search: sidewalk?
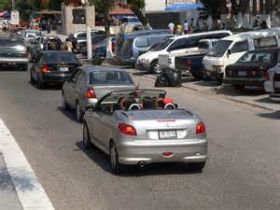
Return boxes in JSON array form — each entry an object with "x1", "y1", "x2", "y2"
[{"x1": 0, "y1": 153, "x2": 23, "y2": 210}]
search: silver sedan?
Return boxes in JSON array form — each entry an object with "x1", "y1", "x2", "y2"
[
  {"x1": 62, "y1": 66, "x2": 135, "y2": 122},
  {"x1": 83, "y1": 89, "x2": 208, "y2": 174}
]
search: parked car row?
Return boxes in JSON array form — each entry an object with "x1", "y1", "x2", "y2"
[{"x1": 114, "y1": 28, "x2": 280, "y2": 101}]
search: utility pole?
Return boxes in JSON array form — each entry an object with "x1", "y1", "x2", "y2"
[
  {"x1": 12, "y1": 0, "x2": 15, "y2": 10},
  {"x1": 81, "y1": 0, "x2": 92, "y2": 60}
]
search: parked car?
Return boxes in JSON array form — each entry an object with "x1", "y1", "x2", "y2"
[
  {"x1": 264, "y1": 62, "x2": 280, "y2": 101},
  {"x1": 0, "y1": 38, "x2": 29, "y2": 70},
  {"x1": 203, "y1": 28, "x2": 280, "y2": 83},
  {"x1": 82, "y1": 89, "x2": 207, "y2": 174},
  {"x1": 224, "y1": 48, "x2": 279, "y2": 89},
  {"x1": 136, "y1": 30, "x2": 232, "y2": 74},
  {"x1": 68, "y1": 30, "x2": 105, "y2": 53},
  {"x1": 117, "y1": 33, "x2": 173, "y2": 66},
  {"x1": 30, "y1": 51, "x2": 81, "y2": 88},
  {"x1": 115, "y1": 29, "x2": 170, "y2": 57},
  {"x1": 160, "y1": 39, "x2": 219, "y2": 79},
  {"x1": 62, "y1": 66, "x2": 135, "y2": 122}
]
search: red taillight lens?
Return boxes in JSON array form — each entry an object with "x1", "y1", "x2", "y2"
[
  {"x1": 41, "y1": 64, "x2": 50, "y2": 73},
  {"x1": 85, "y1": 87, "x2": 96, "y2": 98},
  {"x1": 196, "y1": 122, "x2": 206, "y2": 135},
  {"x1": 118, "y1": 123, "x2": 137, "y2": 136},
  {"x1": 265, "y1": 72, "x2": 270, "y2": 81}
]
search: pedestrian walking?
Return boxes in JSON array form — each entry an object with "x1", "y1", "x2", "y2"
[
  {"x1": 176, "y1": 24, "x2": 183, "y2": 36},
  {"x1": 183, "y1": 20, "x2": 189, "y2": 34},
  {"x1": 168, "y1": 22, "x2": 175, "y2": 34}
]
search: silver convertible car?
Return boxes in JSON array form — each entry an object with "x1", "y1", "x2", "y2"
[{"x1": 83, "y1": 89, "x2": 208, "y2": 174}]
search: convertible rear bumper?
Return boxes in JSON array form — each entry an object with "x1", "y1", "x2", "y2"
[{"x1": 117, "y1": 139, "x2": 207, "y2": 165}]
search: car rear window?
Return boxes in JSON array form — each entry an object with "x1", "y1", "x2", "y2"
[
  {"x1": 89, "y1": 71, "x2": 134, "y2": 85},
  {"x1": 45, "y1": 53, "x2": 80, "y2": 64},
  {"x1": 237, "y1": 51, "x2": 276, "y2": 64}
]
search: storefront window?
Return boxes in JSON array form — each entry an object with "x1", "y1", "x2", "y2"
[{"x1": 72, "y1": 9, "x2": 86, "y2": 24}]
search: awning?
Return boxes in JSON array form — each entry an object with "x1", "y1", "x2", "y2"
[{"x1": 165, "y1": 3, "x2": 204, "y2": 12}]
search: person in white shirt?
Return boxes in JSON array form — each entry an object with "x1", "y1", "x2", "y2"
[
  {"x1": 183, "y1": 20, "x2": 189, "y2": 34},
  {"x1": 168, "y1": 22, "x2": 175, "y2": 34}
]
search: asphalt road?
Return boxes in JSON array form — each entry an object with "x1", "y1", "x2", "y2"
[{"x1": 0, "y1": 67, "x2": 279, "y2": 210}]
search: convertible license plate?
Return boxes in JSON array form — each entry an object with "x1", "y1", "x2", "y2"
[
  {"x1": 60, "y1": 67, "x2": 69, "y2": 72},
  {"x1": 159, "y1": 130, "x2": 177, "y2": 140},
  {"x1": 238, "y1": 71, "x2": 247, "y2": 76}
]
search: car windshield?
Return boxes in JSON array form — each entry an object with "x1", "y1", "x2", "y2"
[
  {"x1": 150, "y1": 38, "x2": 173, "y2": 51},
  {"x1": 237, "y1": 51, "x2": 275, "y2": 64},
  {"x1": 25, "y1": 31, "x2": 41, "y2": 37},
  {"x1": 207, "y1": 40, "x2": 232, "y2": 57},
  {"x1": 45, "y1": 52, "x2": 80, "y2": 64},
  {"x1": 89, "y1": 71, "x2": 134, "y2": 85}
]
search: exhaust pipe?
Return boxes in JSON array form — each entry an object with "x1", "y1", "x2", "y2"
[{"x1": 138, "y1": 161, "x2": 146, "y2": 168}]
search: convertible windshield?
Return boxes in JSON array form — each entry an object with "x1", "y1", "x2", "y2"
[
  {"x1": 150, "y1": 39, "x2": 173, "y2": 51},
  {"x1": 207, "y1": 40, "x2": 232, "y2": 57},
  {"x1": 237, "y1": 51, "x2": 276, "y2": 64}
]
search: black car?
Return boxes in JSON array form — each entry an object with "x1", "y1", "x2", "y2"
[
  {"x1": 30, "y1": 51, "x2": 81, "y2": 88},
  {"x1": 224, "y1": 48, "x2": 279, "y2": 89}
]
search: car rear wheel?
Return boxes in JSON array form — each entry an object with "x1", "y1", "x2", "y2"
[
  {"x1": 151, "y1": 60, "x2": 161, "y2": 74},
  {"x1": 189, "y1": 162, "x2": 206, "y2": 172},
  {"x1": 76, "y1": 102, "x2": 84, "y2": 122},
  {"x1": 233, "y1": 85, "x2": 245, "y2": 90},
  {"x1": 37, "y1": 75, "x2": 45, "y2": 89},
  {"x1": 62, "y1": 93, "x2": 69, "y2": 110},
  {"x1": 83, "y1": 123, "x2": 92, "y2": 149},
  {"x1": 30, "y1": 70, "x2": 35, "y2": 84},
  {"x1": 110, "y1": 142, "x2": 123, "y2": 174}
]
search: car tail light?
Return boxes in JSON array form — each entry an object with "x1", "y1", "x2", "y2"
[
  {"x1": 196, "y1": 122, "x2": 206, "y2": 135},
  {"x1": 41, "y1": 64, "x2": 50, "y2": 73},
  {"x1": 118, "y1": 123, "x2": 137, "y2": 136},
  {"x1": 265, "y1": 72, "x2": 270, "y2": 81},
  {"x1": 85, "y1": 87, "x2": 96, "y2": 98}
]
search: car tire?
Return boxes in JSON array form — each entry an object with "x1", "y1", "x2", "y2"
[
  {"x1": 189, "y1": 162, "x2": 206, "y2": 172},
  {"x1": 216, "y1": 78, "x2": 223, "y2": 85},
  {"x1": 37, "y1": 75, "x2": 45, "y2": 89},
  {"x1": 151, "y1": 60, "x2": 161, "y2": 74},
  {"x1": 21, "y1": 64, "x2": 28, "y2": 71},
  {"x1": 110, "y1": 142, "x2": 124, "y2": 174},
  {"x1": 30, "y1": 70, "x2": 35, "y2": 84},
  {"x1": 76, "y1": 102, "x2": 84, "y2": 122},
  {"x1": 62, "y1": 93, "x2": 69, "y2": 110},
  {"x1": 82, "y1": 123, "x2": 92, "y2": 149}
]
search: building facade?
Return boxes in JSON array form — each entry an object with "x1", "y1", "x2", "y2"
[{"x1": 145, "y1": 0, "x2": 197, "y2": 12}]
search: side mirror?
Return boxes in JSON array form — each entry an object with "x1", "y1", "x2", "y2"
[{"x1": 227, "y1": 49, "x2": 231, "y2": 57}]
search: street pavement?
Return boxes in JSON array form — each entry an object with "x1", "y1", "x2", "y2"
[{"x1": 0, "y1": 66, "x2": 279, "y2": 210}]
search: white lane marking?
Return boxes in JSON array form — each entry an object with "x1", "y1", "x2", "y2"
[{"x1": 0, "y1": 119, "x2": 55, "y2": 210}]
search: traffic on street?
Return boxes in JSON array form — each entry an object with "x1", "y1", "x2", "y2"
[{"x1": 0, "y1": 1, "x2": 280, "y2": 210}]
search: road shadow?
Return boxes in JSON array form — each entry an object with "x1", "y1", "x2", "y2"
[
  {"x1": 28, "y1": 81, "x2": 62, "y2": 91},
  {"x1": 257, "y1": 111, "x2": 280, "y2": 120},
  {"x1": 255, "y1": 97, "x2": 279, "y2": 104},
  {"x1": 0, "y1": 167, "x2": 35, "y2": 192},
  {"x1": 75, "y1": 141, "x2": 203, "y2": 176},
  {"x1": 57, "y1": 106, "x2": 80, "y2": 123}
]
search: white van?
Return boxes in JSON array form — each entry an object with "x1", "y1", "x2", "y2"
[
  {"x1": 136, "y1": 30, "x2": 232, "y2": 74},
  {"x1": 203, "y1": 28, "x2": 280, "y2": 83}
]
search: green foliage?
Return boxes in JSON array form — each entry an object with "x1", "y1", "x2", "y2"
[
  {"x1": 48, "y1": 0, "x2": 63, "y2": 11},
  {"x1": 0, "y1": 0, "x2": 11, "y2": 10}
]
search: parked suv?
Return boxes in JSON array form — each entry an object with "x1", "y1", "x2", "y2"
[{"x1": 0, "y1": 38, "x2": 29, "y2": 70}]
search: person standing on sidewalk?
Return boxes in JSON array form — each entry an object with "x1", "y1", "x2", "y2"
[
  {"x1": 168, "y1": 22, "x2": 175, "y2": 34},
  {"x1": 183, "y1": 20, "x2": 189, "y2": 34},
  {"x1": 63, "y1": 38, "x2": 73, "y2": 52}
]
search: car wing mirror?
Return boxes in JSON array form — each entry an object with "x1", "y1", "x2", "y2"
[{"x1": 227, "y1": 49, "x2": 231, "y2": 57}]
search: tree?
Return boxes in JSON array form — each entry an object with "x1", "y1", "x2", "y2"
[
  {"x1": 48, "y1": 0, "x2": 63, "y2": 11},
  {"x1": 0, "y1": 0, "x2": 10, "y2": 10},
  {"x1": 92, "y1": 0, "x2": 115, "y2": 36},
  {"x1": 126, "y1": 0, "x2": 149, "y2": 28}
]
